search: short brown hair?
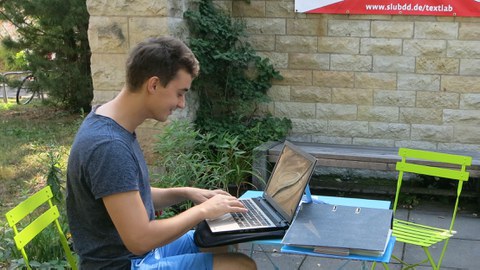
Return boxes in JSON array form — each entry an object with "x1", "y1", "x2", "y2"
[{"x1": 125, "y1": 37, "x2": 199, "y2": 91}]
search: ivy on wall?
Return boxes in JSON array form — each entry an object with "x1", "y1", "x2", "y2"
[{"x1": 184, "y1": 0, "x2": 291, "y2": 151}]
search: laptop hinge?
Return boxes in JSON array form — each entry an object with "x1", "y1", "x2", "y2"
[{"x1": 256, "y1": 198, "x2": 286, "y2": 226}]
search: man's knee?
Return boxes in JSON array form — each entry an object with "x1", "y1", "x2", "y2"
[{"x1": 213, "y1": 252, "x2": 256, "y2": 270}]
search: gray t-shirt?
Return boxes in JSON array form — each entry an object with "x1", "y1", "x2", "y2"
[{"x1": 66, "y1": 110, "x2": 154, "y2": 269}]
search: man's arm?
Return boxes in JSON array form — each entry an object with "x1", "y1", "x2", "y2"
[
  {"x1": 103, "y1": 190, "x2": 246, "y2": 255},
  {"x1": 150, "y1": 187, "x2": 232, "y2": 209}
]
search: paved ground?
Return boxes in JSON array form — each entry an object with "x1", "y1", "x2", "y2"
[
  {"x1": 0, "y1": 84, "x2": 17, "y2": 99},
  {"x1": 235, "y1": 199, "x2": 479, "y2": 270}
]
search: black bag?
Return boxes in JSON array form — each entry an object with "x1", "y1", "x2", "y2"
[{"x1": 194, "y1": 220, "x2": 286, "y2": 248}]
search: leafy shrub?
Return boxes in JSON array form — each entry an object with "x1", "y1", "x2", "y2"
[
  {"x1": 184, "y1": 0, "x2": 292, "y2": 152},
  {"x1": 153, "y1": 120, "x2": 264, "y2": 215}
]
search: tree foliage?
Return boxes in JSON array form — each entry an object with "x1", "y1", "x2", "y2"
[{"x1": 0, "y1": 0, "x2": 93, "y2": 112}]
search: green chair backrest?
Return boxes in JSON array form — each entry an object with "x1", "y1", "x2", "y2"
[
  {"x1": 5, "y1": 186, "x2": 77, "y2": 270},
  {"x1": 393, "y1": 148, "x2": 472, "y2": 232}
]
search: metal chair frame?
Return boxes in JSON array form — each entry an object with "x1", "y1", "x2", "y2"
[{"x1": 5, "y1": 185, "x2": 77, "y2": 269}]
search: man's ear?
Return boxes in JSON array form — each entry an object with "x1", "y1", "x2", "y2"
[{"x1": 146, "y1": 76, "x2": 159, "y2": 94}]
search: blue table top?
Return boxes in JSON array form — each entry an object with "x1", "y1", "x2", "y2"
[
  {"x1": 241, "y1": 190, "x2": 391, "y2": 209},
  {"x1": 240, "y1": 189, "x2": 395, "y2": 263}
]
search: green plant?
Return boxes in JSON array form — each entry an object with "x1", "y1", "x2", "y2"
[
  {"x1": 184, "y1": 0, "x2": 291, "y2": 152},
  {"x1": 0, "y1": 45, "x2": 29, "y2": 71},
  {"x1": 153, "y1": 120, "x2": 265, "y2": 214},
  {"x1": 43, "y1": 144, "x2": 66, "y2": 204}
]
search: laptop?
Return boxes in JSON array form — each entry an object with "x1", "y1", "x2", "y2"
[{"x1": 206, "y1": 141, "x2": 317, "y2": 234}]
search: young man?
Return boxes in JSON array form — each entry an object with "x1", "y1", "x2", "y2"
[{"x1": 66, "y1": 37, "x2": 256, "y2": 270}]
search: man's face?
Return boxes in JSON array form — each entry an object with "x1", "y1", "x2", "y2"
[{"x1": 149, "y1": 69, "x2": 192, "y2": 122}]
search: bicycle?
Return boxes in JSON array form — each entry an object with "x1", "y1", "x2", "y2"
[{"x1": 16, "y1": 73, "x2": 43, "y2": 105}]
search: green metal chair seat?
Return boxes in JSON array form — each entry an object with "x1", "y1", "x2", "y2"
[{"x1": 392, "y1": 218, "x2": 455, "y2": 247}]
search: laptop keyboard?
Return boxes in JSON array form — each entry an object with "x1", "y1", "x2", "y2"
[{"x1": 231, "y1": 199, "x2": 273, "y2": 228}]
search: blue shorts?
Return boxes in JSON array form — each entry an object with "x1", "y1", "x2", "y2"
[{"x1": 131, "y1": 231, "x2": 213, "y2": 270}]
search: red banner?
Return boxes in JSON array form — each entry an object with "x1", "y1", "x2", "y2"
[{"x1": 295, "y1": 0, "x2": 480, "y2": 17}]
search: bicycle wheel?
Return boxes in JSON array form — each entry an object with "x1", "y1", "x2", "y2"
[{"x1": 16, "y1": 75, "x2": 36, "y2": 105}]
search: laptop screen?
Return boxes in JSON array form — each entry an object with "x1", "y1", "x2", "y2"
[{"x1": 263, "y1": 141, "x2": 317, "y2": 223}]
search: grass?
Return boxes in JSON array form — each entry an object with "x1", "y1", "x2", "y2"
[
  {"x1": 1, "y1": 99, "x2": 82, "y2": 268},
  {"x1": 0, "y1": 99, "x2": 82, "y2": 219}
]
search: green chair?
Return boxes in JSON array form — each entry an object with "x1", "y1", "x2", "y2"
[
  {"x1": 5, "y1": 185, "x2": 78, "y2": 270},
  {"x1": 373, "y1": 148, "x2": 472, "y2": 270}
]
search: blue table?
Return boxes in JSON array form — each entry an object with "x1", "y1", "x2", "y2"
[{"x1": 240, "y1": 190, "x2": 395, "y2": 269}]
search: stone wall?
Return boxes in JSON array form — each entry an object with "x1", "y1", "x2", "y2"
[
  {"x1": 86, "y1": 0, "x2": 480, "y2": 157},
  {"x1": 224, "y1": 1, "x2": 480, "y2": 152}
]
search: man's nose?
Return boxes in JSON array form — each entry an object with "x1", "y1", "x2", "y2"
[{"x1": 177, "y1": 95, "x2": 186, "y2": 109}]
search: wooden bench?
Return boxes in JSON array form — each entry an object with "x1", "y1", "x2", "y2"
[{"x1": 252, "y1": 141, "x2": 480, "y2": 198}]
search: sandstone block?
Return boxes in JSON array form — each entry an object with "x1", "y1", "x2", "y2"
[
  {"x1": 291, "y1": 86, "x2": 331, "y2": 103},
  {"x1": 332, "y1": 88, "x2": 373, "y2": 105},
  {"x1": 329, "y1": 120, "x2": 369, "y2": 137},
  {"x1": 276, "y1": 36, "x2": 317, "y2": 52},
  {"x1": 287, "y1": 19, "x2": 326, "y2": 36},
  {"x1": 460, "y1": 93, "x2": 480, "y2": 109},
  {"x1": 267, "y1": 85, "x2": 291, "y2": 102},
  {"x1": 92, "y1": 90, "x2": 119, "y2": 105},
  {"x1": 403, "y1": 40, "x2": 446, "y2": 57},
  {"x1": 288, "y1": 53, "x2": 329, "y2": 70},
  {"x1": 368, "y1": 123, "x2": 410, "y2": 140},
  {"x1": 361, "y1": 38, "x2": 402, "y2": 55},
  {"x1": 274, "y1": 69, "x2": 312, "y2": 86},
  {"x1": 245, "y1": 18, "x2": 286, "y2": 35},
  {"x1": 399, "y1": 108, "x2": 443, "y2": 124},
  {"x1": 411, "y1": 124, "x2": 453, "y2": 142},
  {"x1": 88, "y1": 16, "x2": 128, "y2": 53},
  {"x1": 373, "y1": 56, "x2": 415, "y2": 73},
  {"x1": 246, "y1": 35, "x2": 276, "y2": 51},
  {"x1": 266, "y1": 1, "x2": 295, "y2": 18},
  {"x1": 232, "y1": 0, "x2": 265, "y2": 17},
  {"x1": 90, "y1": 54, "x2": 127, "y2": 90},
  {"x1": 371, "y1": 21, "x2": 413, "y2": 38},
  {"x1": 313, "y1": 71, "x2": 354, "y2": 88},
  {"x1": 358, "y1": 106, "x2": 399, "y2": 122},
  {"x1": 447, "y1": 40, "x2": 480, "y2": 58},
  {"x1": 443, "y1": 109, "x2": 480, "y2": 125},
  {"x1": 331, "y1": 54, "x2": 372, "y2": 71},
  {"x1": 459, "y1": 59, "x2": 480, "y2": 75},
  {"x1": 128, "y1": 17, "x2": 169, "y2": 46},
  {"x1": 397, "y1": 74, "x2": 440, "y2": 91},
  {"x1": 87, "y1": 0, "x2": 168, "y2": 16},
  {"x1": 355, "y1": 72, "x2": 396, "y2": 89},
  {"x1": 316, "y1": 104, "x2": 357, "y2": 120},
  {"x1": 328, "y1": 20, "x2": 370, "y2": 37},
  {"x1": 414, "y1": 22, "x2": 458, "y2": 39},
  {"x1": 291, "y1": 118, "x2": 328, "y2": 134},
  {"x1": 374, "y1": 90, "x2": 415, "y2": 107},
  {"x1": 274, "y1": 102, "x2": 316, "y2": 118},
  {"x1": 458, "y1": 22, "x2": 480, "y2": 40},
  {"x1": 441, "y1": 76, "x2": 480, "y2": 93},
  {"x1": 317, "y1": 37, "x2": 359, "y2": 54},
  {"x1": 454, "y1": 126, "x2": 480, "y2": 144},
  {"x1": 416, "y1": 91, "x2": 459, "y2": 108},
  {"x1": 416, "y1": 57, "x2": 459, "y2": 75}
]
